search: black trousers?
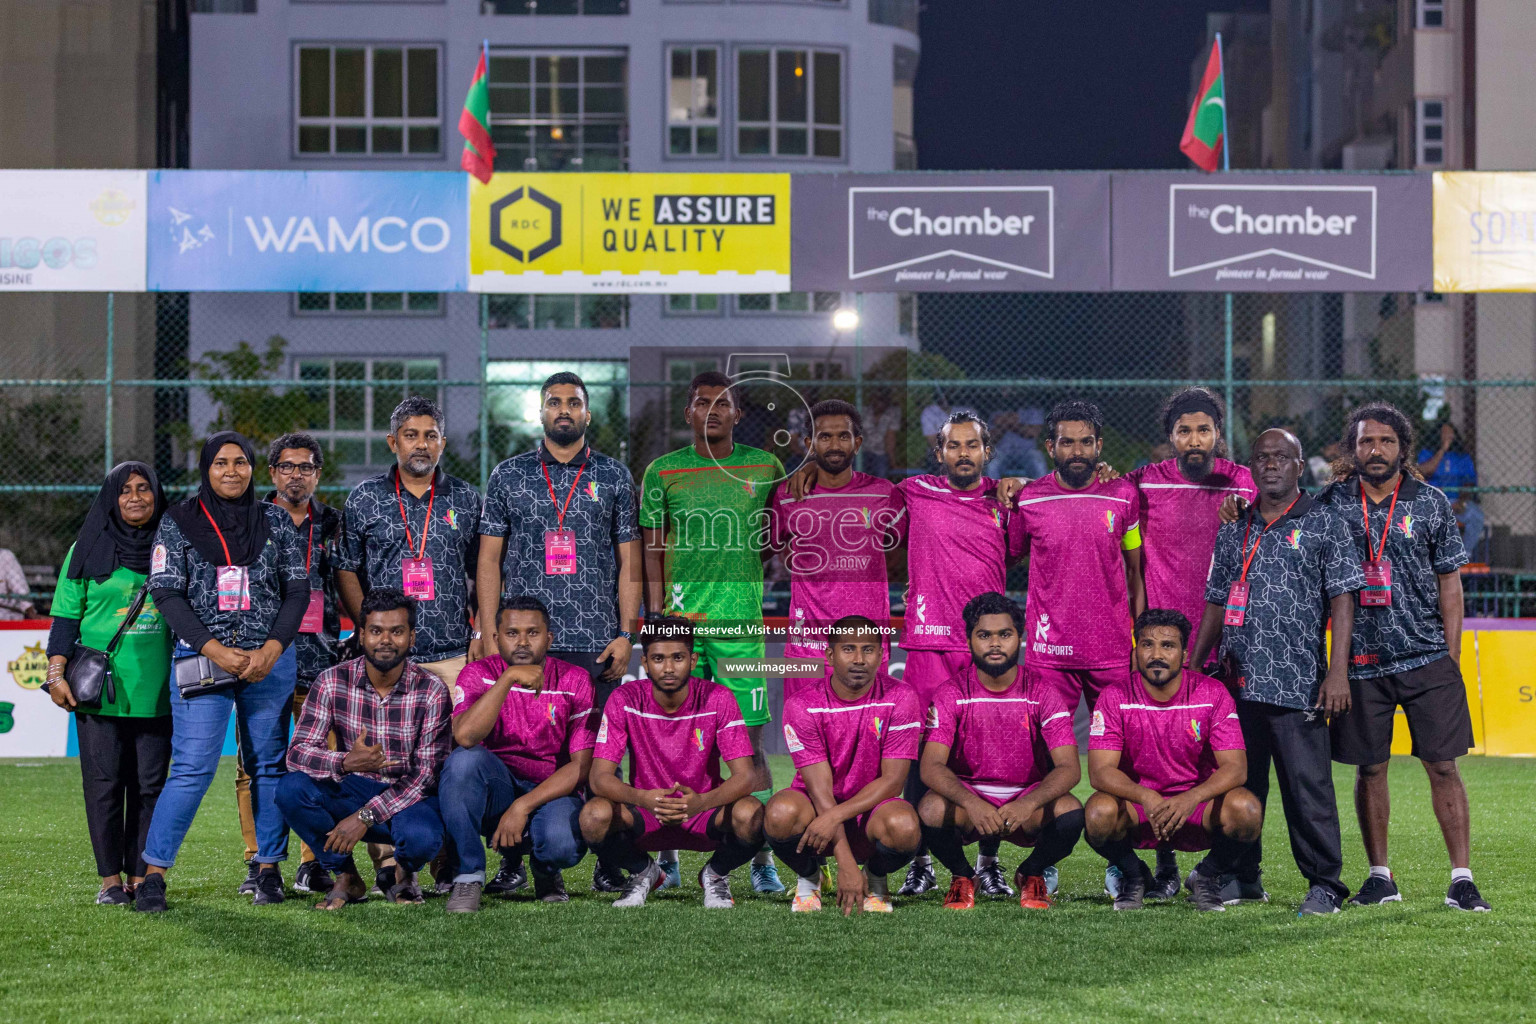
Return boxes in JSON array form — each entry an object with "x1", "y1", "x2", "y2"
[
  {"x1": 1235, "y1": 699, "x2": 1347, "y2": 899},
  {"x1": 76, "y1": 712, "x2": 173, "y2": 878}
]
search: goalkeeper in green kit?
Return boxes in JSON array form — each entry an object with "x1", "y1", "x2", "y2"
[{"x1": 640, "y1": 370, "x2": 785, "y2": 893}]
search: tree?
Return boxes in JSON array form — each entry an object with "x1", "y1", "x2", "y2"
[{"x1": 181, "y1": 336, "x2": 324, "y2": 455}]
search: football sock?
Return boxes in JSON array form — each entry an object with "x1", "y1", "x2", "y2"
[
  {"x1": 1370, "y1": 865, "x2": 1393, "y2": 881},
  {"x1": 1087, "y1": 828, "x2": 1140, "y2": 877},
  {"x1": 976, "y1": 854, "x2": 998, "y2": 870},
  {"x1": 921, "y1": 824, "x2": 973, "y2": 879},
  {"x1": 1202, "y1": 831, "x2": 1252, "y2": 878},
  {"x1": 659, "y1": 850, "x2": 679, "y2": 865},
  {"x1": 977, "y1": 834, "x2": 1002, "y2": 859},
  {"x1": 868, "y1": 872, "x2": 889, "y2": 898},
  {"x1": 795, "y1": 874, "x2": 818, "y2": 898},
  {"x1": 593, "y1": 834, "x2": 651, "y2": 875},
  {"x1": 1020, "y1": 808, "x2": 1083, "y2": 878},
  {"x1": 867, "y1": 840, "x2": 915, "y2": 879},
  {"x1": 766, "y1": 835, "x2": 821, "y2": 880},
  {"x1": 1452, "y1": 867, "x2": 1473, "y2": 883},
  {"x1": 1156, "y1": 847, "x2": 1179, "y2": 872},
  {"x1": 752, "y1": 850, "x2": 773, "y2": 868},
  {"x1": 706, "y1": 834, "x2": 760, "y2": 877}
]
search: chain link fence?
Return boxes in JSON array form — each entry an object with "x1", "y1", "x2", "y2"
[{"x1": 3, "y1": 287, "x2": 1534, "y2": 614}]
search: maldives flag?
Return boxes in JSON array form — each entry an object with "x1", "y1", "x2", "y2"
[
  {"x1": 459, "y1": 42, "x2": 496, "y2": 184},
  {"x1": 1180, "y1": 37, "x2": 1225, "y2": 172}
]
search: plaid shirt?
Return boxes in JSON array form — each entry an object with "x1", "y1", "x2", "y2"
[{"x1": 287, "y1": 656, "x2": 452, "y2": 822}]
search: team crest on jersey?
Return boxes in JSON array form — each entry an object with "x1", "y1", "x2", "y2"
[
  {"x1": 783, "y1": 724, "x2": 804, "y2": 752},
  {"x1": 1188, "y1": 718, "x2": 1202, "y2": 741},
  {"x1": 861, "y1": 507, "x2": 872, "y2": 527},
  {"x1": 870, "y1": 716, "x2": 884, "y2": 739},
  {"x1": 585, "y1": 480, "x2": 600, "y2": 501},
  {"x1": 547, "y1": 702, "x2": 559, "y2": 728},
  {"x1": 151, "y1": 544, "x2": 167, "y2": 574},
  {"x1": 693, "y1": 727, "x2": 706, "y2": 752},
  {"x1": 452, "y1": 685, "x2": 465, "y2": 707},
  {"x1": 1104, "y1": 510, "x2": 1116, "y2": 533},
  {"x1": 596, "y1": 715, "x2": 609, "y2": 744},
  {"x1": 443, "y1": 509, "x2": 459, "y2": 530},
  {"x1": 990, "y1": 508, "x2": 1003, "y2": 530},
  {"x1": 1089, "y1": 709, "x2": 1106, "y2": 737},
  {"x1": 1399, "y1": 513, "x2": 1414, "y2": 538},
  {"x1": 925, "y1": 704, "x2": 939, "y2": 729},
  {"x1": 743, "y1": 480, "x2": 757, "y2": 497},
  {"x1": 1286, "y1": 528, "x2": 1301, "y2": 549}
]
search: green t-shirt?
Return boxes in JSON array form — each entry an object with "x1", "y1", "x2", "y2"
[
  {"x1": 639, "y1": 444, "x2": 783, "y2": 627},
  {"x1": 53, "y1": 544, "x2": 173, "y2": 718}
]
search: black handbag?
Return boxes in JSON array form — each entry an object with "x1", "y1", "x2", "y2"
[
  {"x1": 65, "y1": 584, "x2": 150, "y2": 708},
  {"x1": 172, "y1": 650, "x2": 240, "y2": 699}
]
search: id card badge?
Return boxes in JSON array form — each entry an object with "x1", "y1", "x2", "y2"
[
  {"x1": 299, "y1": 590, "x2": 325, "y2": 633},
  {"x1": 1361, "y1": 559, "x2": 1393, "y2": 607},
  {"x1": 544, "y1": 529, "x2": 577, "y2": 575},
  {"x1": 1224, "y1": 582, "x2": 1249, "y2": 627},
  {"x1": 401, "y1": 556, "x2": 436, "y2": 600},
  {"x1": 216, "y1": 565, "x2": 251, "y2": 612}
]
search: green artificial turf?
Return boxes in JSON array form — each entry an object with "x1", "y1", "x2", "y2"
[{"x1": 2, "y1": 754, "x2": 1533, "y2": 1023}]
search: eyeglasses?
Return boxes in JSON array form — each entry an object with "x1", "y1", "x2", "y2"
[{"x1": 274, "y1": 462, "x2": 319, "y2": 476}]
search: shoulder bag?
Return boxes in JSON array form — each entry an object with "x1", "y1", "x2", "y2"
[{"x1": 65, "y1": 584, "x2": 149, "y2": 708}]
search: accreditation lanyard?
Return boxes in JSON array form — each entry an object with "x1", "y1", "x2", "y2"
[
  {"x1": 1224, "y1": 494, "x2": 1301, "y2": 627},
  {"x1": 1359, "y1": 477, "x2": 1401, "y2": 608},
  {"x1": 299, "y1": 509, "x2": 324, "y2": 633},
  {"x1": 200, "y1": 500, "x2": 251, "y2": 612},
  {"x1": 542, "y1": 452, "x2": 588, "y2": 576},
  {"x1": 395, "y1": 471, "x2": 438, "y2": 600}
]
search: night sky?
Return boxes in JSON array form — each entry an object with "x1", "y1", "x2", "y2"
[{"x1": 915, "y1": 1, "x2": 1266, "y2": 170}]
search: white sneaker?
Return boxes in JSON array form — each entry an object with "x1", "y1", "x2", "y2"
[
  {"x1": 613, "y1": 859, "x2": 662, "y2": 908},
  {"x1": 699, "y1": 866, "x2": 735, "y2": 909}
]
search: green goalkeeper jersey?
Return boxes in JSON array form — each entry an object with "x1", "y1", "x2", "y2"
[{"x1": 639, "y1": 443, "x2": 783, "y2": 628}]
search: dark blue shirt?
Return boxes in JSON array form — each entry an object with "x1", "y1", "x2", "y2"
[
  {"x1": 480, "y1": 443, "x2": 639, "y2": 653},
  {"x1": 1417, "y1": 448, "x2": 1477, "y2": 501},
  {"x1": 337, "y1": 467, "x2": 481, "y2": 662},
  {"x1": 267, "y1": 495, "x2": 346, "y2": 687}
]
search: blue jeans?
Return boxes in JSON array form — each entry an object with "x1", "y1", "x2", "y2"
[
  {"x1": 275, "y1": 772, "x2": 443, "y2": 875},
  {"x1": 438, "y1": 745, "x2": 586, "y2": 883},
  {"x1": 1459, "y1": 500, "x2": 1486, "y2": 560},
  {"x1": 142, "y1": 643, "x2": 297, "y2": 869}
]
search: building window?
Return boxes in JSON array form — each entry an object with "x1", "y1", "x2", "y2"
[
  {"x1": 294, "y1": 292, "x2": 442, "y2": 315},
  {"x1": 869, "y1": 0, "x2": 917, "y2": 31},
  {"x1": 487, "y1": 359, "x2": 628, "y2": 453},
  {"x1": 484, "y1": 294, "x2": 629, "y2": 329},
  {"x1": 1417, "y1": 98, "x2": 1445, "y2": 167},
  {"x1": 1417, "y1": 0, "x2": 1445, "y2": 29},
  {"x1": 667, "y1": 46, "x2": 720, "y2": 156},
  {"x1": 893, "y1": 45, "x2": 918, "y2": 170},
  {"x1": 736, "y1": 292, "x2": 841, "y2": 315},
  {"x1": 297, "y1": 358, "x2": 443, "y2": 467},
  {"x1": 664, "y1": 294, "x2": 723, "y2": 316},
  {"x1": 295, "y1": 45, "x2": 441, "y2": 157},
  {"x1": 488, "y1": 51, "x2": 627, "y2": 171},
  {"x1": 736, "y1": 47, "x2": 843, "y2": 159},
  {"x1": 483, "y1": 0, "x2": 627, "y2": 12}
]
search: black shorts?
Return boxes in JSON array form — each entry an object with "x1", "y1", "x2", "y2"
[{"x1": 1330, "y1": 655, "x2": 1474, "y2": 765}]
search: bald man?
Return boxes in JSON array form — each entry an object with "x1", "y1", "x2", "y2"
[{"x1": 1190, "y1": 428, "x2": 1365, "y2": 916}]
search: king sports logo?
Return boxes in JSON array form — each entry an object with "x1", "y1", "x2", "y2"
[{"x1": 1035, "y1": 613, "x2": 1051, "y2": 643}]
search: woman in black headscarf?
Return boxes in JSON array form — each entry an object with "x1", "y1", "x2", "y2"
[
  {"x1": 44, "y1": 461, "x2": 172, "y2": 905},
  {"x1": 134, "y1": 432, "x2": 309, "y2": 913}
]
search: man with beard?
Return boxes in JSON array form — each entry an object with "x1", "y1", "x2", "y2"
[
  {"x1": 1191, "y1": 428, "x2": 1363, "y2": 916},
  {"x1": 439, "y1": 596, "x2": 597, "y2": 912},
  {"x1": 276, "y1": 588, "x2": 451, "y2": 909},
  {"x1": 765, "y1": 615, "x2": 923, "y2": 915},
  {"x1": 1086, "y1": 609, "x2": 1261, "y2": 912},
  {"x1": 768, "y1": 401, "x2": 906, "y2": 701},
  {"x1": 1014, "y1": 400, "x2": 1146, "y2": 711},
  {"x1": 1116, "y1": 388, "x2": 1254, "y2": 899},
  {"x1": 1318, "y1": 403, "x2": 1487, "y2": 911},
  {"x1": 918, "y1": 592, "x2": 1083, "y2": 911},
  {"x1": 476, "y1": 372, "x2": 640, "y2": 894},
  {"x1": 640, "y1": 371, "x2": 784, "y2": 892},
  {"x1": 337, "y1": 397, "x2": 482, "y2": 693},
  {"x1": 785, "y1": 410, "x2": 1028, "y2": 897}
]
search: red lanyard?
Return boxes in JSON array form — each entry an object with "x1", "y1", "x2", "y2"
[
  {"x1": 198, "y1": 501, "x2": 236, "y2": 565},
  {"x1": 394, "y1": 471, "x2": 435, "y2": 561},
  {"x1": 304, "y1": 509, "x2": 315, "y2": 574},
  {"x1": 1238, "y1": 493, "x2": 1301, "y2": 583},
  {"x1": 1360, "y1": 477, "x2": 1402, "y2": 562},
  {"x1": 542, "y1": 451, "x2": 588, "y2": 531}
]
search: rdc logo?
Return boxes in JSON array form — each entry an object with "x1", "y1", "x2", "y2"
[{"x1": 490, "y1": 186, "x2": 562, "y2": 262}]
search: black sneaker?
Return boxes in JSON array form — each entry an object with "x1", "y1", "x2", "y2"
[
  {"x1": 591, "y1": 859, "x2": 628, "y2": 893},
  {"x1": 1446, "y1": 878, "x2": 1491, "y2": 912},
  {"x1": 1205, "y1": 871, "x2": 1269, "y2": 905},
  {"x1": 96, "y1": 884, "x2": 132, "y2": 906},
  {"x1": 484, "y1": 856, "x2": 528, "y2": 897},
  {"x1": 293, "y1": 861, "x2": 333, "y2": 895},
  {"x1": 1348, "y1": 873, "x2": 1402, "y2": 906},
  {"x1": 1298, "y1": 884, "x2": 1342, "y2": 915},
  {"x1": 974, "y1": 861, "x2": 1016, "y2": 898},
  {"x1": 133, "y1": 873, "x2": 167, "y2": 913},
  {"x1": 252, "y1": 868, "x2": 286, "y2": 906},
  {"x1": 1113, "y1": 862, "x2": 1147, "y2": 911},
  {"x1": 236, "y1": 860, "x2": 260, "y2": 896},
  {"x1": 1147, "y1": 861, "x2": 1182, "y2": 901},
  {"x1": 369, "y1": 865, "x2": 397, "y2": 898},
  {"x1": 533, "y1": 866, "x2": 569, "y2": 903},
  {"x1": 897, "y1": 859, "x2": 936, "y2": 896},
  {"x1": 1185, "y1": 868, "x2": 1227, "y2": 912}
]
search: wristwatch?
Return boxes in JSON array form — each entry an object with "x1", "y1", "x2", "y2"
[
  {"x1": 470, "y1": 630, "x2": 483, "y2": 640},
  {"x1": 618, "y1": 630, "x2": 637, "y2": 643},
  {"x1": 357, "y1": 806, "x2": 378, "y2": 827}
]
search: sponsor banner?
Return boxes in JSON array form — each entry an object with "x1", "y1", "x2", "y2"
[
  {"x1": 1112, "y1": 172, "x2": 1432, "y2": 291},
  {"x1": 0, "y1": 171, "x2": 147, "y2": 291},
  {"x1": 469, "y1": 173, "x2": 790, "y2": 293},
  {"x1": 147, "y1": 171, "x2": 466, "y2": 291},
  {"x1": 1433, "y1": 171, "x2": 1536, "y2": 292},
  {"x1": 0, "y1": 625, "x2": 69, "y2": 756},
  {"x1": 790, "y1": 172, "x2": 1112, "y2": 291}
]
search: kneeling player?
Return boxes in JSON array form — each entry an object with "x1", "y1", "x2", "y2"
[
  {"x1": 579, "y1": 617, "x2": 764, "y2": 909},
  {"x1": 1085, "y1": 609, "x2": 1263, "y2": 911},
  {"x1": 765, "y1": 615, "x2": 923, "y2": 915},
  {"x1": 918, "y1": 592, "x2": 1084, "y2": 910}
]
